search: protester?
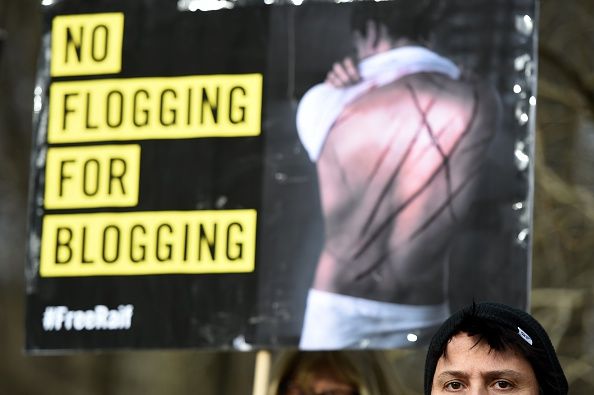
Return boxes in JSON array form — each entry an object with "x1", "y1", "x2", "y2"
[
  {"x1": 425, "y1": 302, "x2": 568, "y2": 394},
  {"x1": 268, "y1": 350, "x2": 400, "y2": 395}
]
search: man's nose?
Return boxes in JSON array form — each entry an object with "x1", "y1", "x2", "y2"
[{"x1": 468, "y1": 387, "x2": 490, "y2": 395}]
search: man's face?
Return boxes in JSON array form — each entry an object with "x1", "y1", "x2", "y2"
[{"x1": 431, "y1": 333, "x2": 539, "y2": 394}]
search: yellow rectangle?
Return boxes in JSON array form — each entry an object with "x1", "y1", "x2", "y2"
[
  {"x1": 40, "y1": 210, "x2": 257, "y2": 277},
  {"x1": 48, "y1": 74, "x2": 263, "y2": 143},
  {"x1": 51, "y1": 13, "x2": 124, "y2": 77},
  {"x1": 44, "y1": 145, "x2": 140, "y2": 209}
]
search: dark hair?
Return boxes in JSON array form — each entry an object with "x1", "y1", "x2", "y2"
[
  {"x1": 424, "y1": 302, "x2": 568, "y2": 395},
  {"x1": 351, "y1": 0, "x2": 440, "y2": 43}
]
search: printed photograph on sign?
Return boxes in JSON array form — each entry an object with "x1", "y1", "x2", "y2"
[
  {"x1": 295, "y1": 9, "x2": 499, "y2": 349},
  {"x1": 256, "y1": 0, "x2": 534, "y2": 349},
  {"x1": 26, "y1": 0, "x2": 536, "y2": 351}
]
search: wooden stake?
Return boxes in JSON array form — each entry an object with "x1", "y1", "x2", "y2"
[{"x1": 252, "y1": 350, "x2": 272, "y2": 395}]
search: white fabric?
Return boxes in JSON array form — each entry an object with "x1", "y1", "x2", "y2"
[
  {"x1": 299, "y1": 288, "x2": 450, "y2": 350},
  {"x1": 296, "y1": 46, "x2": 461, "y2": 161}
]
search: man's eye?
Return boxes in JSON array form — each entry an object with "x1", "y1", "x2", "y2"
[
  {"x1": 493, "y1": 380, "x2": 514, "y2": 390},
  {"x1": 444, "y1": 381, "x2": 464, "y2": 391}
]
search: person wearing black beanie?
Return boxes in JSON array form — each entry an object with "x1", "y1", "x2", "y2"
[{"x1": 424, "y1": 302, "x2": 568, "y2": 394}]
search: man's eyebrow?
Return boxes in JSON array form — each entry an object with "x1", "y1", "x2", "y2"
[
  {"x1": 435, "y1": 371, "x2": 470, "y2": 381},
  {"x1": 435, "y1": 369, "x2": 525, "y2": 382},
  {"x1": 482, "y1": 370, "x2": 524, "y2": 381}
]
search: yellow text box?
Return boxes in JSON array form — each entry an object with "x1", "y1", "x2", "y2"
[
  {"x1": 51, "y1": 13, "x2": 124, "y2": 77},
  {"x1": 48, "y1": 74, "x2": 263, "y2": 143},
  {"x1": 45, "y1": 144, "x2": 140, "y2": 209},
  {"x1": 40, "y1": 210, "x2": 257, "y2": 277}
]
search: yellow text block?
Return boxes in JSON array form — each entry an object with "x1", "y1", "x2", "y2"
[
  {"x1": 40, "y1": 210, "x2": 257, "y2": 277},
  {"x1": 51, "y1": 13, "x2": 124, "y2": 77},
  {"x1": 45, "y1": 144, "x2": 140, "y2": 209},
  {"x1": 48, "y1": 74, "x2": 263, "y2": 143}
]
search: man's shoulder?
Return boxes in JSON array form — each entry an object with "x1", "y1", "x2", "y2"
[
  {"x1": 342, "y1": 73, "x2": 468, "y2": 114},
  {"x1": 396, "y1": 73, "x2": 475, "y2": 104},
  {"x1": 403, "y1": 72, "x2": 499, "y2": 107},
  {"x1": 351, "y1": 72, "x2": 498, "y2": 115}
]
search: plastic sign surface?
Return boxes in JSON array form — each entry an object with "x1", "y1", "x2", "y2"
[{"x1": 26, "y1": 0, "x2": 537, "y2": 352}]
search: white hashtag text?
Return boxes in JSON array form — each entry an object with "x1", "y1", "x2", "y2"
[{"x1": 42, "y1": 304, "x2": 134, "y2": 331}]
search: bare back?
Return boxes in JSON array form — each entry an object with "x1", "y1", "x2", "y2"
[{"x1": 313, "y1": 72, "x2": 499, "y2": 305}]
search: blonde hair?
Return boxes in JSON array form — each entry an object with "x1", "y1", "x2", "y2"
[{"x1": 267, "y1": 351, "x2": 400, "y2": 395}]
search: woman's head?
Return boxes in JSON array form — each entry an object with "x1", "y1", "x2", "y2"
[{"x1": 269, "y1": 351, "x2": 398, "y2": 395}]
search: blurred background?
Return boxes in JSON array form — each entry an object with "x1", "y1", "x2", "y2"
[{"x1": 0, "y1": 0, "x2": 592, "y2": 393}]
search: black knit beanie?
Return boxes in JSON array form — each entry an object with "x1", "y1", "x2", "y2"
[{"x1": 424, "y1": 302, "x2": 568, "y2": 395}]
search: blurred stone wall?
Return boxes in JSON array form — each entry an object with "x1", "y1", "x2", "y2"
[
  {"x1": 0, "y1": 0, "x2": 592, "y2": 393},
  {"x1": 531, "y1": 0, "x2": 594, "y2": 392}
]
